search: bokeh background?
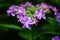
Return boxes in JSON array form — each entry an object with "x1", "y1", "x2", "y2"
[{"x1": 0, "y1": 0, "x2": 60, "y2": 40}]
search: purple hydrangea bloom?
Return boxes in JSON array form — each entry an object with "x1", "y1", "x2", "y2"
[
  {"x1": 41, "y1": 3, "x2": 51, "y2": 9},
  {"x1": 52, "y1": 36, "x2": 60, "y2": 40},
  {"x1": 52, "y1": 7, "x2": 58, "y2": 15},
  {"x1": 25, "y1": 2, "x2": 32, "y2": 7},
  {"x1": 7, "y1": 2, "x2": 59, "y2": 29},
  {"x1": 21, "y1": 17, "x2": 35, "y2": 29},
  {"x1": 17, "y1": 13, "x2": 25, "y2": 22},
  {"x1": 34, "y1": 9, "x2": 46, "y2": 20},
  {"x1": 36, "y1": 3, "x2": 51, "y2": 10},
  {"x1": 19, "y1": 3, "x2": 25, "y2": 8},
  {"x1": 56, "y1": 13, "x2": 60, "y2": 25},
  {"x1": 7, "y1": 5, "x2": 18, "y2": 16},
  {"x1": 56, "y1": 13, "x2": 60, "y2": 22},
  {"x1": 17, "y1": 13, "x2": 35, "y2": 29},
  {"x1": 16, "y1": 7, "x2": 26, "y2": 15}
]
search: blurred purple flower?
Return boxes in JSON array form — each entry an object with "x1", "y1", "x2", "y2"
[
  {"x1": 52, "y1": 36, "x2": 60, "y2": 40},
  {"x1": 17, "y1": 13, "x2": 25, "y2": 22},
  {"x1": 52, "y1": 7, "x2": 58, "y2": 15},
  {"x1": 17, "y1": 13, "x2": 35, "y2": 29},
  {"x1": 34, "y1": 9, "x2": 46, "y2": 20},
  {"x1": 56, "y1": 13, "x2": 60, "y2": 25},
  {"x1": 7, "y1": 5, "x2": 18, "y2": 16},
  {"x1": 16, "y1": 7, "x2": 26, "y2": 15},
  {"x1": 21, "y1": 17, "x2": 35, "y2": 29},
  {"x1": 6, "y1": 2, "x2": 59, "y2": 29},
  {"x1": 56, "y1": 13, "x2": 60, "y2": 22},
  {"x1": 19, "y1": 3, "x2": 25, "y2": 8},
  {"x1": 36, "y1": 3, "x2": 51, "y2": 10},
  {"x1": 25, "y1": 2, "x2": 32, "y2": 7}
]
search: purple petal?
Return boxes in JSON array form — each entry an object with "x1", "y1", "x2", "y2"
[
  {"x1": 52, "y1": 7, "x2": 58, "y2": 15},
  {"x1": 22, "y1": 24, "x2": 31, "y2": 29},
  {"x1": 20, "y1": 17, "x2": 35, "y2": 29},
  {"x1": 19, "y1": 3, "x2": 25, "y2": 7},
  {"x1": 34, "y1": 9, "x2": 46, "y2": 20},
  {"x1": 52, "y1": 36, "x2": 60, "y2": 40},
  {"x1": 16, "y1": 7, "x2": 26, "y2": 15},
  {"x1": 7, "y1": 5, "x2": 18, "y2": 16},
  {"x1": 56, "y1": 13, "x2": 60, "y2": 22},
  {"x1": 25, "y1": 2, "x2": 32, "y2": 7},
  {"x1": 17, "y1": 13, "x2": 25, "y2": 22}
]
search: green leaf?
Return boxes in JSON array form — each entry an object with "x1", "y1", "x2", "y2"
[
  {"x1": 47, "y1": 17, "x2": 57, "y2": 26},
  {"x1": 43, "y1": 31, "x2": 60, "y2": 35},
  {"x1": 42, "y1": 17, "x2": 60, "y2": 35},
  {"x1": 43, "y1": 17, "x2": 57, "y2": 31},
  {"x1": 0, "y1": 24, "x2": 23, "y2": 31},
  {"x1": 33, "y1": 32, "x2": 45, "y2": 40},
  {"x1": 19, "y1": 29, "x2": 32, "y2": 40},
  {"x1": 45, "y1": 11, "x2": 51, "y2": 14}
]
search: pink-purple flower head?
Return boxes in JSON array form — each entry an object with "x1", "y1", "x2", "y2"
[
  {"x1": 7, "y1": 5, "x2": 26, "y2": 16},
  {"x1": 16, "y1": 7, "x2": 26, "y2": 15},
  {"x1": 7, "y1": 5, "x2": 18, "y2": 16},
  {"x1": 36, "y1": 3, "x2": 51, "y2": 10},
  {"x1": 25, "y1": 2, "x2": 32, "y2": 7},
  {"x1": 6, "y1": 2, "x2": 59, "y2": 29},
  {"x1": 34, "y1": 9, "x2": 46, "y2": 20},
  {"x1": 41, "y1": 3, "x2": 51, "y2": 9},
  {"x1": 19, "y1": 3, "x2": 25, "y2": 8},
  {"x1": 17, "y1": 13, "x2": 25, "y2": 22},
  {"x1": 21, "y1": 17, "x2": 35, "y2": 29},
  {"x1": 19, "y1": 2, "x2": 32, "y2": 7},
  {"x1": 52, "y1": 36, "x2": 60, "y2": 40},
  {"x1": 56, "y1": 13, "x2": 60, "y2": 26},
  {"x1": 17, "y1": 13, "x2": 35, "y2": 29},
  {"x1": 36, "y1": 3, "x2": 52, "y2": 14},
  {"x1": 52, "y1": 7, "x2": 58, "y2": 15}
]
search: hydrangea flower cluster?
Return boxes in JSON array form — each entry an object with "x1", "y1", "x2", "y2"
[
  {"x1": 7, "y1": 2, "x2": 59, "y2": 29},
  {"x1": 52, "y1": 36, "x2": 60, "y2": 40},
  {"x1": 56, "y1": 13, "x2": 60, "y2": 26}
]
